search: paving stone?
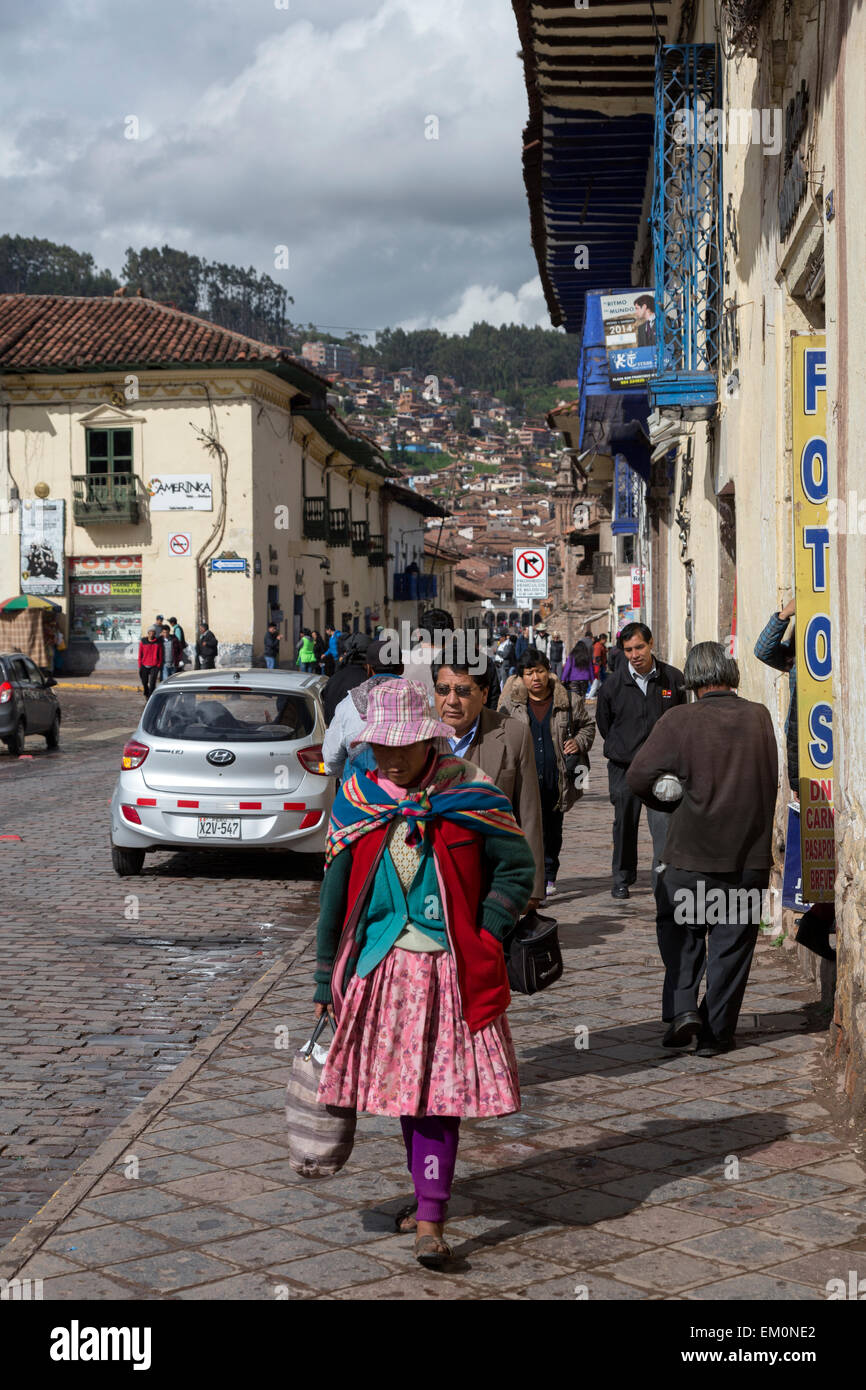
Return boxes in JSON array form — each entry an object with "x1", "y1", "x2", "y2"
[
  {"x1": 45, "y1": 1222, "x2": 175, "y2": 1265},
  {"x1": 520, "y1": 1226, "x2": 650, "y2": 1265},
  {"x1": 147, "y1": 1123, "x2": 240, "y2": 1153},
  {"x1": 596, "y1": 1205, "x2": 722, "y2": 1245},
  {"x1": 201, "y1": 1228, "x2": 326, "y2": 1266},
  {"x1": 267, "y1": 1248, "x2": 395, "y2": 1292},
  {"x1": 104, "y1": 1249, "x2": 240, "y2": 1292},
  {"x1": 135, "y1": 1207, "x2": 264, "y2": 1244},
  {"x1": 599, "y1": 1247, "x2": 730, "y2": 1292},
  {"x1": 164, "y1": 1171, "x2": 283, "y2": 1202},
  {"x1": 173, "y1": 1271, "x2": 297, "y2": 1300},
  {"x1": 80, "y1": 1188, "x2": 190, "y2": 1221},
  {"x1": 741, "y1": 1172, "x2": 848, "y2": 1201},
  {"x1": 40, "y1": 1272, "x2": 143, "y2": 1300},
  {"x1": 598, "y1": 1173, "x2": 713, "y2": 1205},
  {"x1": 773, "y1": 1246, "x2": 866, "y2": 1291},
  {"x1": 522, "y1": 1271, "x2": 646, "y2": 1300},
  {"x1": 675, "y1": 1226, "x2": 811, "y2": 1268},
  {"x1": 685, "y1": 1272, "x2": 819, "y2": 1300},
  {"x1": 671, "y1": 1188, "x2": 793, "y2": 1223},
  {"x1": 224, "y1": 1187, "x2": 346, "y2": 1223},
  {"x1": 751, "y1": 1203, "x2": 866, "y2": 1246}
]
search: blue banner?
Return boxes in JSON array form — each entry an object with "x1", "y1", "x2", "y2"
[{"x1": 782, "y1": 803, "x2": 814, "y2": 912}]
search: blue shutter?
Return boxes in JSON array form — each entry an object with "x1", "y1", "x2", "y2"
[{"x1": 650, "y1": 44, "x2": 722, "y2": 416}]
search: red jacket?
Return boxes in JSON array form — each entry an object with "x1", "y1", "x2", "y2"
[
  {"x1": 138, "y1": 637, "x2": 164, "y2": 669},
  {"x1": 335, "y1": 820, "x2": 513, "y2": 1033}
]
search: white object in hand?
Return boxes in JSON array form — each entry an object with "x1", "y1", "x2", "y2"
[{"x1": 652, "y1": 774, "x2": 683, "y2": 802}]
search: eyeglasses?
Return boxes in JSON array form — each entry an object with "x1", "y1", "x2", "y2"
[{"x1": 434, "y1": 683, "x2": 476, "y2": 698}]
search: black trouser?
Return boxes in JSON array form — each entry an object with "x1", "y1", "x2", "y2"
[
  {"x1": 654, "y1": 866, "x2": 768, "y2": 1039},
  {"x1": 540, "y1": 795, "x2": 564, "y2": 882},
  {"x1": 607, "y1": 761, "x2": 670, "y2": 885},
  {"x1": 139, "y1": 666, "x2": 160, "y2": 698}
]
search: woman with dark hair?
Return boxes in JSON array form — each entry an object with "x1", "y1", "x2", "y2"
[
  {"x1": 562, "y1": 639, "x2": 594, "y2": 696},
  {"x1": 314, "y1": 679, "x2": 535, "y2": 1267}
]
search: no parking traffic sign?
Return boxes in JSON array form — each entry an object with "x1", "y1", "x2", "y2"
[
  {"x1": 168, "y1": 532, "x2": 191, "y2": 557},
  {"x1": 513, "y1": 545, "x2": 549, "y2": 601}
]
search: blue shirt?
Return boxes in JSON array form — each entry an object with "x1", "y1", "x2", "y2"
[{"x1": 447, "y1": 717, "x2": 480, "y2": 759}]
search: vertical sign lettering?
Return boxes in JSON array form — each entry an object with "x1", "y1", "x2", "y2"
[{"x1": 792, "y1": 334, "x2": 835, "y2": 901}]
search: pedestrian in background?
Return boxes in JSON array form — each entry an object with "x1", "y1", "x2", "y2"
[
  {"x1": 313, "y1": 679, "x2": 535, "y2": 1267},
  {"x1": 499, "y1": 646, "x2": 594, "y2": 898},
  {"x1": 296, "y1": 628, "x2": 317, "y2": 671},
  {"x1": 159, "y1": 624, "x2": 183, "y2": 681},
  {"x1": 52, "y1": 621, "x2": 66, "y2": 675},
  {"x1": 607, "y1": 632, "x2": 625, "y2": 677},
  {"x1": 138, "y1": 626, "x2": 163, "y2": 698},
  {"x1": 754, "y1": 596, "x2": 797, "y2": 789},
  {"x1": 432, "y1": 648, "x2": 546, "y2": 907},
  {"x1": 312, "y1": 629, "x2": 326, "y2": 668},
  {"x1": 322, "y1": 638, "x2": 405, "y2": 780},
  {"x1": 264, "y1": 622, "x2": 280, "y2": 670},
  {"x1": 627, "y1": 642, "x2": 778, "y2": 1055},
  {"x1": 562, "y1": 638, "x2": 593, "y2": 696},
  {"x1": 548, "y1": 633, "x2": 564, "y2": 678},
  {"x1": 321, "y1": 632, "x2": 370, "y2": 723},
  {"x1": 195, "y1": 621, "x2": 218, "y2": 670},
  {"x1": 596, "y1": 622, "x2": 686, "y2": 900}
]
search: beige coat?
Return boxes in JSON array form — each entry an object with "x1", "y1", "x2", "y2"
[
  {"x1": 498, "y1": 673, "x2": 595, "y2": 813},
  {"x1": 438, "y1": 705, "x2": 546, "y2": 900}
]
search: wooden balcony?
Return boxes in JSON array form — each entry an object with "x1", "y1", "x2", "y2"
[
  {"x1": 351, "y1": 520, "x2": 370, "y2": 556},
  {"x1": 71, "y1": 473, "x2": 146, "y2": 525},
  {"x1": 368, "y1": 534, "x2": 386, "y2": 567},
  {"x1": 302, "y1": 497, "x2": 328, "y2": 540}
]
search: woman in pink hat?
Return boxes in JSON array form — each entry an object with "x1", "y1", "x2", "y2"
[{"x1": 313, "y1": 677, "x2": 535, "y2": 1268}]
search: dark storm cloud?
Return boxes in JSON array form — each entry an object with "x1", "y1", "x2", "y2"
[{"x1": 0, "y1": 0, "x2": 549, "y2": 333}]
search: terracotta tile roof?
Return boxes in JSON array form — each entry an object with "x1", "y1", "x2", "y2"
[{"x1": 0, "y1": 293, "x2": 329, "y2": 383}]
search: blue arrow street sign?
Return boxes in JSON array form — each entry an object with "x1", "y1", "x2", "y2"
[{"x1": 211, "y1": 557, "x2": 247, "y2": 573}]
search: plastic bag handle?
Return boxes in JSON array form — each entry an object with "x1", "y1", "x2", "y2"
[{"x1": 301, "y1": 1012, "x2": 334, "y2": 1058}]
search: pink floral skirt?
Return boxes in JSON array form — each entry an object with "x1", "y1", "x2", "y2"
[{"x1": 317, "y1": 949, "x2": 520, "y2": 1119}]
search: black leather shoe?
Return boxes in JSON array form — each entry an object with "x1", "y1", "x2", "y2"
[
  {"x1": 662, "y1": 1012, "x2": 702, "y2": 1047},
  {"x1": 611, "y1": 884, "x2": 630, "y2": 900},
  {"x1": 695, "y1": 1035, "x2": 737, "y2": 1058}
]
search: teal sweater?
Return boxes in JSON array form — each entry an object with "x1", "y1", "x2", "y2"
[{"x1": 314, "y1": 830, "x2": 535, "y2": 1005}]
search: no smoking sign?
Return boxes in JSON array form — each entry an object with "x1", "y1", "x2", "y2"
[
  {"x1": 513, "y1": 545, "x2": 549, "y2": 601},
  {"x1": 169, "y1": 532, "x2": 191, "y2": 557}
]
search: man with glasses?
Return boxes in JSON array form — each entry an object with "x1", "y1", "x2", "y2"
[{"x1": 432, "y1": 650, "x2": 545, "y2": 909}]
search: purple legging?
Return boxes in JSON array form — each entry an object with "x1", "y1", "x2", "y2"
[{"x1": 400, "y1": 1115, "x2": 461, "y2": 1223}]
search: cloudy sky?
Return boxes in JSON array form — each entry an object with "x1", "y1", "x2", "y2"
[{"x1": 0, "y1": 0, "x2": 551, "y2": 338}]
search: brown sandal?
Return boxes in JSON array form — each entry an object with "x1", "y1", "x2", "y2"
[{"x1": 414, "y1": 1233, "x2": 453, "y2": 1269}]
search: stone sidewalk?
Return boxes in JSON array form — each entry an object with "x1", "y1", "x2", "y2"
[{"x1": 2, "y1": 785, "x2": 864, "y2": 1301}]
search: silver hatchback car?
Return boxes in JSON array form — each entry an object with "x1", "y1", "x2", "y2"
[{"x1": 109, "y1": 668, "x2": 334, "y2": 875}]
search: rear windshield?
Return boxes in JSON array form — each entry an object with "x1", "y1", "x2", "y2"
[{"x1": 142, "y1": 688, "x2": 316, "y2": 742}]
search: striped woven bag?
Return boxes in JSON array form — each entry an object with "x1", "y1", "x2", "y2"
[{"x1": 285, "y1": 1015, "x2": 356, "y2": 1178}]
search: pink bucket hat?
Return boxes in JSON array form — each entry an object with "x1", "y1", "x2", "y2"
[{"x1": 351, "y1": 678, "x2": 453, "y2": 747}]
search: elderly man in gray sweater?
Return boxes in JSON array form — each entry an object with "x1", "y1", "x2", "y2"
[{"x1": 627, "y1": 642, "x2": 779, "y2": 1056}]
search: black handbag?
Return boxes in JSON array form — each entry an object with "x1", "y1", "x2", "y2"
[{"x1": 505, "y1": 910, "x2": 563, "y2": 994}]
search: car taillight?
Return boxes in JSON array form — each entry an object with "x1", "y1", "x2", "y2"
[
  {"x1": 121, "y1": 805, "x2": 142, "y2": 824},
  {"x1": 0, "y1": 682, "x2": 13, "y2": 704},
  {"x1": 121, "y1": 740, "x2": 150, "y2": 770},
  {"x1": 297, "y1": 743, "x2": 327, "y2": 776}
]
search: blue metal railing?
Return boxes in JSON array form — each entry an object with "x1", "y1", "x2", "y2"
[
  {"x1": 650, "y1": 44, "x2": 722, "y2": 414},
  {"x1": 611, "y1": 454, "x2": 642, "y2": 536}
]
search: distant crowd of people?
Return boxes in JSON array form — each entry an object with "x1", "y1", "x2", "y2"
[{"x1": 136, "y1": 616, "x2": 219, "y2": 698}]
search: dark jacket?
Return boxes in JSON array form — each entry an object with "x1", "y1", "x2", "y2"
[
  {"x1": 322, "y1": 658, "x2": 368, "y2": 725},
  {"x1": 607, "y1": 645, "x2": 624, "y2": 675},
  {"x1": 498, "y1": 673, "x2": 595, "y2": 812},
  {"x1": 754, "y1": 612, "x2": 797, "y2": 784},
  {"x1": 515, "y1": 634, "x2": 530, "y2": 661},
  {"x1": 626, "y1": 691, "x2": 778, "y2": 873},
  {"x1": 264, "y1": 629, "x2": 280, "y2": 658},
  {"x1": 196, "y1": 628, "x2": 218, "y2": 661},
  {"x1": 595, "y1": 658, "x2": 686, "y2": 766},
  {"x1": 439, "y1": 706, "x2": 545, "y2": 900},
  {"x1": 161, "y1": 635, "x2": 184, "y2": 666},
  {"x1": 548, "y1": 639, "x2": 563, "y2": 663}
]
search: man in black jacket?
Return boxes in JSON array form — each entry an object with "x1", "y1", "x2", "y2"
[
  {"x1": 195, "y1": 621, "x2": 218, "y2": 670},
  {"x1": 596, "y1": 621, "x2": 686, "y2": 899},
  {"x1": 321, "y1": 632, "x2": 370, "y2": 724}
]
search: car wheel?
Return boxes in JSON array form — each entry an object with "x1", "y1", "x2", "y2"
[
  {"x1": 5, "y1": 719, "x2": 25, "y2": 757},
  {"x1": 112, "y1": 845, "x2": 145, "y2": 876},
  {"x1": 45, "y1": 713, "x2": 61, "y2": 749}
]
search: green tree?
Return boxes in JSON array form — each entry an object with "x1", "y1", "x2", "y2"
[
  {"x1": 0, "y1": 235, "x2": 119, "y2": 296},
  {"x1": 121, "y1": 245, "x2": 202, "y2": 312}
]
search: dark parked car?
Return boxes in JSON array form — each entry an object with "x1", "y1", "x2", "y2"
[{"x1": 0, "y1": 652, "x2": 61, "y2": 755}]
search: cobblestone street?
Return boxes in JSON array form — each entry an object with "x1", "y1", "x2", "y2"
[
  {"x1": 2, "y1": 729, "x2": 863, "y2": 1301},
  {"x1": 0, "y1": 678, "x2": 322, "y2": 1244}
]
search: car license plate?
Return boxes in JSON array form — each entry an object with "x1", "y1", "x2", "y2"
[{"x1": 197, "y1": 816, "x2": 241, "y2": 839}]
